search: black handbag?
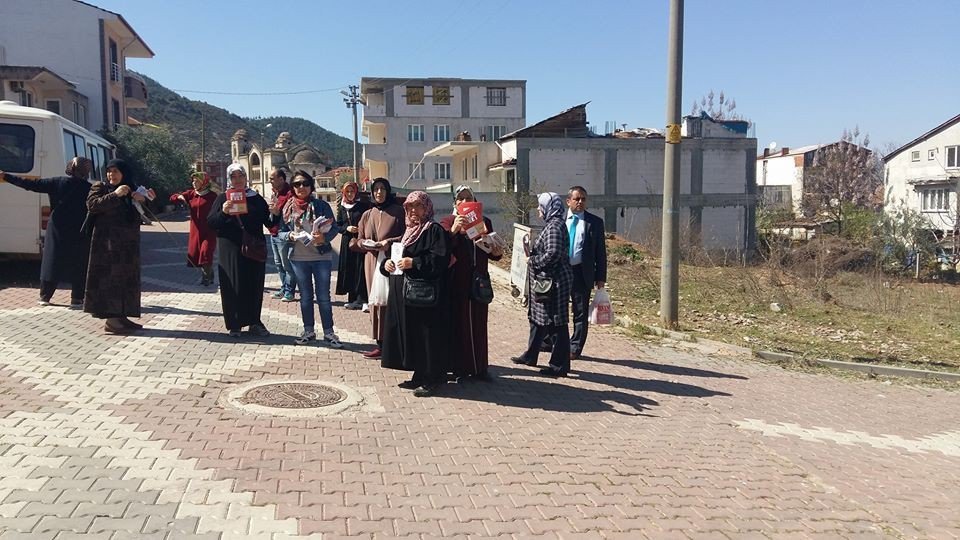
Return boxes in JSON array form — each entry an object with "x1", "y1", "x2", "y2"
[
  {"x1": 531, "y1": 275, "x2": 553, "y2": 303},
  {"x1": 469, "y1": 246, "x2": 493, "y2": 304},
  {"x1": 471, "y1": 272, "x2": 494, "y2": 304},
  {"x1": 403, "y1": 278, "x2": 438, "y2": 307},
  {"x1": 237, "y1": 217, "x2": 267, "y2": 262}
]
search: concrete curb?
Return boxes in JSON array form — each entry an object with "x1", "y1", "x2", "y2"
[{"x1": 757, "y1": 350, "x2": 960, "y2": 382}]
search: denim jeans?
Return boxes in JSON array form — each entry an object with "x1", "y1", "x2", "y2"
[
  {"x1": 270, "y1": 236, "x2": 297, "y2": 295},
  {"x1": 290, "y1": 259, "x2": 334, "y2": 334}
]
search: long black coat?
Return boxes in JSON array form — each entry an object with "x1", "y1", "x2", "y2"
[
  {"x1": 527, "y1": 216, "x2": 573, "y2": 327},
  {"x1": 4, "y1": 174, "x2": 90, "y2": 283},
  {"x1": 335, "y1": 199, "x2": 372, "y2": 296},
  {"x1": 379, "y1": 225, "x2": 451, "y2": 380},
  {"x1": 207, "y1": 192, "x2": 277, "y2": 331},
  {"x1": 84, "y1": 182, "x2": 141, "y2": 318}
]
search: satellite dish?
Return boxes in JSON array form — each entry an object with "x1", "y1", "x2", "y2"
[{"x1": 768, "y1": 141, "x2": 777, "y2": 150}]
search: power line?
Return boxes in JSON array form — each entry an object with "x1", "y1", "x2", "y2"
[{"x1": 169, "y1": 86, "x2": 349, "y2": 96}]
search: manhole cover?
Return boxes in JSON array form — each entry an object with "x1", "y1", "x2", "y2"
[
  {"x1": 238, "y1": 382, "x2": 346, "y2": 409},
  {"x1": 220, "y1": 379, "x2": 382, "y2": 418}
]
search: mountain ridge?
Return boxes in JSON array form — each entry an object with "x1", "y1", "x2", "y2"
[{"x1": 128, "y1": 73, "x2": 353, "y2": 166}]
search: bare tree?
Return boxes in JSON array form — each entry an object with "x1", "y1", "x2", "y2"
[
  {"x1": 690, "y1": 90, "x2": 746, "y2": 121},
  {"x1": 801, "y1": 127, "x2": 884, "y2": 234}
]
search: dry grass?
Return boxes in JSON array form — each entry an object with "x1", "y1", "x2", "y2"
[{"x1": 496, "y1": 235, "x2": 960, "y2": 372}]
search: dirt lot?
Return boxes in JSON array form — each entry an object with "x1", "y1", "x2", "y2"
[{"x1": 495, "y1": 234, "x2": 960, "y2": 373}]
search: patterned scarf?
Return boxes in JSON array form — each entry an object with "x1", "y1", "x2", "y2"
[
  {"x1": 340, "y1": 181, "x2": 359, "y2": 210},
  {"x1": 400, "y1": 190, "x2": 435, "y2": 247},
  {"x1": 282, "y1": 193, "x2": 312, "y2": 226},
  {"x1": 538, "y1": 192, "x2": 565, "y2": 223}
]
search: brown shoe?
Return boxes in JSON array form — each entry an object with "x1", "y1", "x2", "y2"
[{"x1": 362, "y1": 347, "x2": 382, "y2": 359}]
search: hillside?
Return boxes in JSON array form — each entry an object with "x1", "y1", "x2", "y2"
[{"x1": 128, "y1": 73, "x2": 353, "y2": 166}]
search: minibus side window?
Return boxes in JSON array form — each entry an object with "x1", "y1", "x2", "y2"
[
  {"x1": 62, "y1": 130, "x2": 85, "y2": 160},
  {"x1": 0, "y1": 123, "x2": 36, "y2": 173}
]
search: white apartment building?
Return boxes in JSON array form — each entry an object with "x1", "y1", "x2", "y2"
[
  {"x1": 754, "y1": 144, "x2": 820, "y2": 216},
  {"x1": 360, "y1": 77, "x2": 525, "y2": 190},
  {"x1": 884, "y1": 113, "x2": 960, "y2": 235},
  {"x1": 0, "y1": 0, "x2": 153, "y2": 131}
]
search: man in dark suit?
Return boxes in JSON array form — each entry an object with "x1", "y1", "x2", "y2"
[{"x1": 543, "y1": 186, "x2": 607, "y2": 359}]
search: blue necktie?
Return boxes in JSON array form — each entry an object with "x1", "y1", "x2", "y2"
[{"x1": 568, "y1": 214, "x2": 579, "y2": 259}]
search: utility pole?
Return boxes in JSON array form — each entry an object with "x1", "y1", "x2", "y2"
[
  {"x1": 660, "y1": 0, "x2": 684, "y2": 328},
  {"x1": 200, "y1": 111, "x2": 205, "y2": 173},
  {"x1": 342, "y1": 85, "x2": 365, "y2": 189}
]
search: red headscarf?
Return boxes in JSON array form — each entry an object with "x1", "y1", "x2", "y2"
[
  {"x1": 400, "y1": 190, "x2": 434, "y2": 247},
  {"x1": 340, "y1": 181, "x2": 359, "y2": 208}
]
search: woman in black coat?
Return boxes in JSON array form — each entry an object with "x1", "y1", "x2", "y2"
[
  {"x1": 207, "y1": 163, "x2": 278, "y2": 338},
  {"x1": 380, "y1": 190, "x2": 451, "y2": 397},
  {"x1": 84, "y1": 159, "x2": 147, "y2": 333},
  {"x1": 334, "y1": 181, "x2": 371, "y2": 309},
  {"x1": 0, "y1": 157, "x2": 93, "y2": 307}
]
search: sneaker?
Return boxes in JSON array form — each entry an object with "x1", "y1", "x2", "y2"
[
  {"x1": 38, "y1": 298, "x2": 51, "y2": 306},
  {"x1": 343, "y1": 302, "x2": 361, "y2": 310},
  {"x1": 281, "y1": 294, "x2": 296, "y2": 302},
  {"x1": 361, "y1": 303, "x2": 370, "y2": 313},
  {"x1": 247, "y1": 324, "x2": 270, "y2": 337},
  {"x1": 271, "y1": 291, "x2": 284, "y2": 299},
  {"x1": 294, "y1": 330, "x2": 316, "y2": 345},
  {"x1": 323, "y1": 332, "x2": 344, "y2": 349},
  {"x1": 228, "y1": 329, "x2": 242, "y2": 338}
]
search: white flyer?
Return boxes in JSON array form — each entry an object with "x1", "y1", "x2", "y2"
[{"x1": 390, "y1": 242, "x2": 404, "y2": 275}]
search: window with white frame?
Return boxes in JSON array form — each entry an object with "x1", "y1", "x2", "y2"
[
  {"x1": 947, "y1": 146, "x2": 959, "y2": 168},
  {"x1": 920, "y1": 188, "x2": 950, "y2": 212},
  {"x1": 434, "y1": 162, "x2": 451, "y2": 180},
  {"x1": 911, "y1": 150, "x2": 920, "y2": 162},
  {"x1": 407, "y1": 124, "x2": 424, "y2": 142},
  {"x1": 928, "y1": 149, "x2": 936, "y2": 161},
  {"x1": 408, "y1": 162, "x2": 424, "y2": 180},
  {"x1": 433, "y1": 124, "x2": 450, "y2": 142},
  {"x1": 485, "y1": 87, "x2": 507, "y2": 106},
  {"x1": 461, "y1": 158, "x2": 468, "y2": 181},
  {"x1": 471, "y1": 154, "x2": 478, "y2": 179}
]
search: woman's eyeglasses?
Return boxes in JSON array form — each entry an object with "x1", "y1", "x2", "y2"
[{"x1": 292, "y1": 181, "x2": 310, "y2": 188}]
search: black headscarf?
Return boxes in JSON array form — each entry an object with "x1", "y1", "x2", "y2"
[
  {"x1": 106, "y1": 158, "x2": 138, "y2": 190},
  {"x1": 106, "y1": 158, "x2": 140, "y2": 222},
  {"x1": 370, "y1": 177, "x2": 395, "y2": 210}
]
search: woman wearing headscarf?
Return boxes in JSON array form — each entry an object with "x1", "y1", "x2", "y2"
[
  {"x1": 84, "y1": 159, "x2": 146, "y2": 333},
  {"x1": 439, "y1": 185, "x2": 503, "y2": 381},
  {"x1": 381, "y1": 191, "x2": 451, "y2": 397},
  {"x1": 334, "y1": 180, "x2": 371, "y2": 309},
  {"x1": 170, "y1": 171, "x2": 218, "y2": 285},
  {"x1": 510, "y1": 192, "x2": 574, "y2": 376},
  {"x1": 278, "y1": 170, "x2": 342, "y2": 348},
  {"x1": 207, "y1": 163, "x2": 277, "y2": 338},
  {"x1": 0, "y1": 157, "x2": 93, "y2": 307},
  {"x1": 349, "y1": 178, "x2": 405, "y2": 359}
]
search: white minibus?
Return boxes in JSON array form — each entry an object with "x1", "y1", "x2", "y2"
[{"x1": 0, "y1": 100, "x2": 114, "y2": 259}]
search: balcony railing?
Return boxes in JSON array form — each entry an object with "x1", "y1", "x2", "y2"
[
  {"x1": 123, "y1": 73, "x2": 148, "y2": 108},
  {"x1": 110, "y1": 63, "x2": 121, "y2": 83}
]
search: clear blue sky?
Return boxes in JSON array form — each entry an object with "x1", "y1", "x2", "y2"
[{"x1": 97, "y1": 0, "x2": 957, "y2": 153}]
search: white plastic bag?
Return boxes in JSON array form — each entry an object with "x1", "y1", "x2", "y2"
[
  {"x1": 589, "y1": 288, "x2": 614, "y2": 325},
  {"x1": 368, "y1": 252, "x2": 390, "y2": 306}
]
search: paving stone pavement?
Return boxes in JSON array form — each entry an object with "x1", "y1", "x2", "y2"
[{"x1": 1, "y1": 216, "x2": 958, "y2": 539}]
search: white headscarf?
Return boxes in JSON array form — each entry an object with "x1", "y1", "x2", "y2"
[
  {"x1": 226, "y1": 163, "x2": 257, "y2": 197},
  {"x1": 537, "y1": 192, "x2": 565, "y2": 222}
]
